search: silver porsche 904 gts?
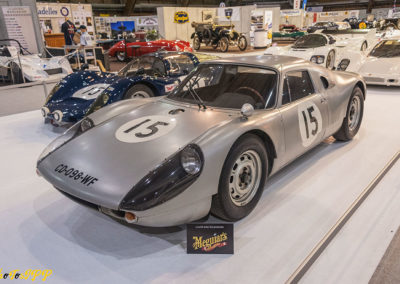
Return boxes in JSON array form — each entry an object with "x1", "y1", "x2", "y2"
[{"x1": 36, "y1": 55, "x2": 366, "y2": 227}]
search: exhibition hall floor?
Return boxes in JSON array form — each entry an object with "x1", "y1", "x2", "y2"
[{"x1": 0, "y1": 87, "x2": 399, "y2": 283}]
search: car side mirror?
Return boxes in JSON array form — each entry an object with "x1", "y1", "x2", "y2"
[{"x1": 241, "y1": 103, "x2": 254, "y2": 118}]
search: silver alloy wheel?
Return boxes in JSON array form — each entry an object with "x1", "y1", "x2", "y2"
[
  {"x1": 348, "y1": 95, "x2": 361, "y2": 131},
  {"x1": 229, "y1": 150, "x2": 262, "y2": 207},
  {"x1": 128, "y1": 90, "x2": 150, "y2": 98}
]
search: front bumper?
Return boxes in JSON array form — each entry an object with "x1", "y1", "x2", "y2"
[
  {"x1": 55, "y1": 185, "x2": 211, "y2": 227},
  {"x1": 42, "y1": 100, "x2": 94, "y2": 124},
  {"x1": 361, "y1": 74, "x2": 400, "y2": 86}
]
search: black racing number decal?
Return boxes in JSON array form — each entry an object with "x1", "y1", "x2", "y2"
[
  {"x1": 301, "y1": 106, "x2": 318, "y2": 139},
  {"x1": 123, "y1": 119, "x2": 169, "y2": 138},
  {"x1": 124, "y1": 119, "x2": 150, "y2": 133}
]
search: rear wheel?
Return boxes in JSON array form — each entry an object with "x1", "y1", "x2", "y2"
[
  {"x1": 238, "y1": 35, "x2": 247, "y2": 51},
  {"x1": 193, "y1": 35, "x2": 201, "y2": 51},
  {"x1": 326, "y1": 50, "x2": 335, "y2": 69},
  {"x1": 124, "y1": 84, "x2": 154, "y2": 99},
  {"x1": 116, "y1": 51, "x2": 126, "y2": 62},
  {"x1": 211, "y1": 134, "x2": 268, "y2": 221},
  {"x1": 361, "y1": 41, "x2": 368, "y2": 51},
  {"x1": 219, "y1": 37, "x2": 229, "y2": 52},
  {"x1": 334, "y1": 87, "x2": 364, "y2": 141}
]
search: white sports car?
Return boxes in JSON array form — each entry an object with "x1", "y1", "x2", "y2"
[
  {"x1": 265, "y1": 31, "x2": 375, "y2": 70},
  {"x1": 337, "y1": 37, "x2": 400, "y2": 86},
  {"x1": 0, "y1": 42, "x2": 72, "y2": 83}
]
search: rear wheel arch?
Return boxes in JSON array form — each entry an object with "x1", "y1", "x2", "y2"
[{"x1": 123, "y1": 81, "x2": 159, "y2": 99}]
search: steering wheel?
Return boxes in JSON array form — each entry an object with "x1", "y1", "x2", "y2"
[{"x1": 234, "y1": 86, "x2": 265, "y2": 105}]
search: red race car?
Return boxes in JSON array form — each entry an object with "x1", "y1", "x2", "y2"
[{"x1": 108, "y1": 39, "x2": 193, "y2": 62}]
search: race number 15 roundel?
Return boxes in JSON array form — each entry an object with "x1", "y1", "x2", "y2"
[
  {"x1": 297, "y1": 101, "x2": 322, "y2": 147},
  {"x1": 115, "y1": 115, "x2": 177, "y2": 143}
]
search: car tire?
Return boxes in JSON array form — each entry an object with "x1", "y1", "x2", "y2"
[
  {"x1": 193, "y1": 35, "x2": 201, "y2": 51},
  {"x1": 124, "y1": 84, "x2": 154, "y2": 99},
  {"x1": 9, "y1": 62, "x2": 25, "y2": 84},
  {"x1": 219, "y1": 37, "x2": 229, "y2": 52},
  {"x1": 211, "y1": 134, "x2": 268, "y2": 221},
  {"x1": 238, "y1": 35, "x2": 247, "y2": 51},
  {"x1": 326, "y1": 50, "x2": 335, "y2": 69},
  {"x1": 116, "y1": 51, "x2": 126, "y2": 62},
  {"x1": 361, "y1": 41, "x2": 368, "y2": 51},
  {"x1": 334, "y1": 87, "x2": 364, "y2": 141}
]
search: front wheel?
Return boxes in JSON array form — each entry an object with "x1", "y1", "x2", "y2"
[
  {"x1": 211, "y1": 134, "x2": 268, "y2": 221},
  {"x1": 193, "y1": 35, "x2": 201, "y2": 51},
  {"x1": 326, "y1": 50, "x2": 335, "y2": 69},
  {"x1": 219, "y1": 37, "x2": 229, "y2": 52},
  {"x1": 116, "y1": 51, "x2": 126, "y2": 62},
  {"x1": 124, "y1": 84, "x2": 154, "y2": 99},
  {"x1": 334, "y1": 87, "x2": 364, "y2": 141},
  {"x1": 238, "y1": 35, "x2": 247, "y2": 51}
]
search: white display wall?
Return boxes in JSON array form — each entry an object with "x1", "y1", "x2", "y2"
[{"x1": 157, "y1": 5, "x2": 278, "y2": 43}]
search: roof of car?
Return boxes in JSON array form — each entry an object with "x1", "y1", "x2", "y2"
[{"x1": 203, "y1": 54, "x2": 311, "y2": 71}]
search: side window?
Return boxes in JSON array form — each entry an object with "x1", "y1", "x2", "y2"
[
  {"x1": 282, "y1": 77, "x2": 290, "y2": 105},
  {"x1": 285, "y1": 71, "x2": 315, "y2": 102}
]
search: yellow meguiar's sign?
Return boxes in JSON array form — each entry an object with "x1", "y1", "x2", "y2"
[
  {"x1": 174, "y1": 11, "x2": 189, "y2": 23},
  {"x1": 0, "y1": 269, "x2": 52, "y2": 281},
  {"x1": 193, "y1": 232, "x2": 228, "y2": 252}
]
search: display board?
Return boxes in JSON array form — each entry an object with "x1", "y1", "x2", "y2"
[
  {"x1": 2, "y1": 6, "x2": 38, "y2": 53},
  {"x1": 95, "y1": 16, "x2": 158, "y2": 39},
  {"x1": 37, "y1": 3, "x2": 94, "y2": 35}
]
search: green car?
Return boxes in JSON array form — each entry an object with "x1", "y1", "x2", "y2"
[{"x1": 273, "y1": 25, "x2": 307, "y2": 41}]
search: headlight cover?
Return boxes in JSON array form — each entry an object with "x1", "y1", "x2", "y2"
[
  {"x1": 310, "y1": 55, "x2": 325, "y2": 64},
  {"x1": 85, "y1": 91, "x2": 110, "y2": 116},
  {"x1": 119, "y1": 144, "x2": 204, "y2": 211},
  {"x1": 337, "y1": 59, "x2": 350, "y2": 71}
]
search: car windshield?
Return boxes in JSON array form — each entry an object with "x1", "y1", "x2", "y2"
[
  {"x1": 167, "y1": 64, "x2": 277, "y2": 110},
  {"x1": 369, "y1": 40, "x2": 400, "y2": 57},
  {"x1": 163, "y1": 54, "x2": 194, "y2": 75},
  {"x1": 293, "y1": 34, "x2": 327, "y2": 48},
  {"x1": 118, "y1": 56, "x2": 166, "y2": 77}
]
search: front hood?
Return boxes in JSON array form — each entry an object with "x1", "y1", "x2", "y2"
[
  {"x1": 359, "y1": 57, "x2": 400, "y2": 76},
  {"x1": 288, "y1": 48, "x2": 316, "y2": 60},
  {"x1": 38, "y1": 100, "x2": 234, "y2": 209},
  {"x1": 47, "y1": 71, "x2": 119, "y2": 103}
]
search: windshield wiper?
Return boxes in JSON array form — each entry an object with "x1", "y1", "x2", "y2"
[{"x1": 187, "y1": 79, "x2": 207, "y2": 110}]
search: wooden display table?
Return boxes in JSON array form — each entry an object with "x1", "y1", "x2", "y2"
[{"x1": 44, "y1": 33, "x2": 65, "y2": 48}]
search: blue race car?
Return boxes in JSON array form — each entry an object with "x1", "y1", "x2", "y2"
[{"x1": 41, "y1": 51, "x2": 216, "y2": 125}]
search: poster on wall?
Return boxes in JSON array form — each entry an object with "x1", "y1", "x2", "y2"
[
  {"x1": 137, "y1": 17, "x2": 158, "y2": 27},
  {"x1": 217, "y1": 7, "x2": 240, "y2": 22},
  {"x1": 2, "y1": 6, "x2": 38, "y2": 53},
  {"x1": 293, "y1": 0, "x2": 301, "y2": 10},
  {"x1": 110, "y1": 21, "x2": 135, "y2": 38}
]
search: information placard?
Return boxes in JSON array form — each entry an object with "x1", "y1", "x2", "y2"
[
  {"x1": 187, "y1": 223, "x2": 234, "y2": 254},
  {"x1": 2, "y1": 6, "x2": 38, "y2": 53}
]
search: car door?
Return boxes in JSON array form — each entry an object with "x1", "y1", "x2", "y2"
[{"x1": 279, "y1": 69, "x2": 329, "y2": 165}]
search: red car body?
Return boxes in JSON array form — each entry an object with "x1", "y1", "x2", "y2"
[{"x1": 108, "y1": 39, "x2": 193, "y2": 59}]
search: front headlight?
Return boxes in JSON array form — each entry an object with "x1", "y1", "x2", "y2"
[
  {"x1": 119, "y1": 144, "x2": 204, "y2": 211},
  {"x1": 338, "y1": 59, "x2": 350, "y2": 71},
  {"x1": 181, "y1": 145, "x2": 202, "y2": 175},
  {"x1": 85, "y1": 91, "x2": 110, "y2": 116},
  {"x1": 310, "y1": 55, "x2": 325, "y2": 64},
  {"x1": 80, "y1": 117, "x2": 94, "y2": 132}
]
